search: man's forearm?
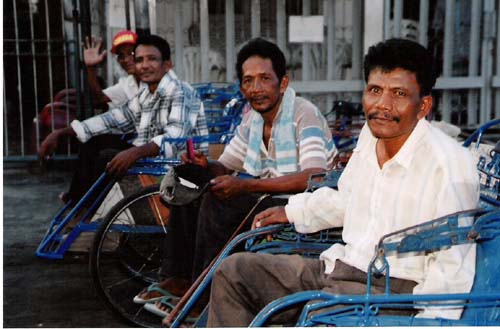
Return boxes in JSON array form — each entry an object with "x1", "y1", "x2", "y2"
[
  {"x1": 86, "y1": 66, "x2": 110, "y2": 108},
  {"x1": 244, "y1": 168, "x2": 325, "y2": 194},
  {"x1": 133, "y1": 142, "x2": 161, "y2": 160}
]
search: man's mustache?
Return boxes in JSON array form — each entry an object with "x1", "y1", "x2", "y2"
[{"x1": 367, "y1": 111, "x2": 401, "y2": 123}]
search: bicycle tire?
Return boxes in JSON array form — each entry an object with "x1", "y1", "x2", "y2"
[{"x1": 89, "y1": 184, "x2": 169, "y2": 327}]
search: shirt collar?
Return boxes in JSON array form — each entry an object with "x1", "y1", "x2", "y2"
[
  {"x1": 356, "y1": 118, "x2": 429, "y2": 169},
  {"x1": 138, "y1": 70, "x2": 176, "y2": 97}
]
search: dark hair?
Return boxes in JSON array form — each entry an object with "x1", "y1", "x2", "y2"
[
  {"x1": 236, "y1": 38, "x2": 287, "y2": 84},
  {"x1": 363, "y1": 38, "x2": 436, "y2": 96},
  {"x1": 134, "y1": 34, "x2": 171, "y2": 61}
]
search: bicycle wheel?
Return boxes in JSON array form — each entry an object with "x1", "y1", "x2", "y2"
[{"x1": 90, "y1": 184, "x2": 169, "y2": 327}]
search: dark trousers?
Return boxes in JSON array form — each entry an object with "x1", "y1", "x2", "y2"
[
  {"x1": 67, "y1": 134, "x2": 131, "y2": 205},
  {"x1": 161, "y1": 184, "x2": 287, "y2": 304}
]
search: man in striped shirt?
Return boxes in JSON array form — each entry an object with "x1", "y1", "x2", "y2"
[
  {"x1": 39, "y1": 34, "x2": 207, "y2": 204},
  {"x1": 207, "y1": 39, "x2": 480, "y2": 326},
  {"x1": 135, "y1": 38, "x2": 335, "y2": 315}
]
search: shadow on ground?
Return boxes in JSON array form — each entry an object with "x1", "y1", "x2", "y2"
[{"x1": 3, "y1": 166, "x2": 129, "y2": 327}]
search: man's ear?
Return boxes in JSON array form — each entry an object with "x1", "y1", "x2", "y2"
[
  {"x1": 417, "y1": 95, "x2": 433, "y2": 119},
  {"x1": 279, "y1": 75, "x2": 289, "y2": 94}
]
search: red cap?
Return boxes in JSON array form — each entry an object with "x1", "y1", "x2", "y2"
[{"x1": 111, "y1": 30, "x2": 138, "y2": 54}]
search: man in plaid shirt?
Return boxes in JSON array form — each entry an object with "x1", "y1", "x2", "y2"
[{"x1": 39, "y1": 34, "x2": 208, "y2": 205}]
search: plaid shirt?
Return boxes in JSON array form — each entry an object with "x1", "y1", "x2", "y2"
[{"x1": 71, "y1": 72, "x2": 209, "y2": 157}]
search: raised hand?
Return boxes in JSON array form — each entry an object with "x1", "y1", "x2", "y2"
[{"x1": 83, "y1": 36, "x2": 106, "y2": 67}]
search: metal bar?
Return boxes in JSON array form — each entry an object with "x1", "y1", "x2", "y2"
[
  {"x1": 393, "y1": 0, "x2": 403, "y2": 38},
  {"x1": 225, "y1": 0, "x2": 235, "y2": 82},
  {"x1": 383, "y1": 0, "x2": 391, "y2": 39},
  {"x1": 435, "y1": 77, "x2": 484, "y2": 89},
  {"x1": 467, "y1": 0, "x2": 482, "y2": 125},
  {"x1": 200, "y1": 0, "x2": 210, "y2": 82},
  {"x1": 442, "y1": 0, "x2": 455, "y2": 122},
  {"x1": 72, "y1": 0, "x2": 82, "y2": 119},
  {"x1": 290, "y1": 80, "x2": 364, "y2": 93},
  {"x1": 325, "y1": 0, "x2": 336, "y2": 113},
  {"x1": 3, "y1": 75, "x2": 9, "y2": 156},
  {"x1": 418, "y1": 0, "x2": 429, "y2": 46},
  {"x1": 174, "y1": 0, "x2": 184, "y2": 79},
  {"x1": 276, "y1": 0, "x2": 286, "y2": 54},
  {"x1": 302, "y1": 0, "x2": 311, "y2": 81},
  {"x1": 496, "y1": 0, "x2": 500, "y2": 119},
  {"x1": 251, "y1": 0, "x2": 261, "y2": 38},
  {"x1": 44, "y1": 0, "x2": 55, "y2": 132},
  {"x1": 351, "y1": 0, "x2": 362, "y2": 79},
  {"x1": 61, "y1": 0, "x2": 72, "y2": 156},
  {"x1": 125, "y1": 0, "x2": 131, "y2": 30},
  {"x1": 29, "y1": 0, "x2": 41, "y2": 154},
  {"x1": 480, "y1": 0, "x2": 495, "y2": 123},
  {"x1": 13, "y1": 0, "x2": 25, "y2": 156}
]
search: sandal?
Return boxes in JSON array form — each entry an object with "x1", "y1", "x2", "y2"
[
  {"x1": 133, "y1": 282, "x2": 178, "y2": 304},
  {"x1": 143, "y1": 296, "x2": 197, "y2": 323}
]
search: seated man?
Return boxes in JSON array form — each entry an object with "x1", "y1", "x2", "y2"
[
  {"x1": 39, "y1": 34, "x2": 208, "y2": 207},
  {"x1": 135, "y1": 38, "x2": 336, "y2": 313},
  {"x1": 207, "y1": 38, "x2": 480, "y2": 327}
]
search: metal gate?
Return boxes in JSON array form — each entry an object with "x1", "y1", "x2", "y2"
[{"x1": 3, "y1": 0, "x2": 500, "y2": 162}]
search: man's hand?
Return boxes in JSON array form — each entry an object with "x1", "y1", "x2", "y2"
[
  {"x1": 209, "y1": 175, "x2": 247, "y2": 200},
  {"x1": 251, "y1": 206, "x2": 289, "y2": 229},
  {"x1": 83, "y1": 36, "x2": 106, "y2": 67},
  {"x1": 106, "y1": 148, "x2": 141, "y2": 177},
  {"x1": 39, "y1": 131, "x2": 61, "y2": 160},
  {"x1": 180, "y1": 150, "x2": 208, "y2": 167}
]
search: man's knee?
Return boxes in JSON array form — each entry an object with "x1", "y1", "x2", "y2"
[{"x1": 214, "y1": 252, "x2": 258, "y2": 282}]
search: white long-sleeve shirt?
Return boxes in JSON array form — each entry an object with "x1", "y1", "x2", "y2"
[{"x1": 285, "y1": 119, "x2": 480, "y2": 320}]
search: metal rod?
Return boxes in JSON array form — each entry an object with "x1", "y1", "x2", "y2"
[
  {"x1": 174, "y1": 0, "x2": 184, "y2": 79},
  {"x1": 125, "y1": 0, "x2": 131, "y2": 30},
  {"x1": 13, "y1": 0, "x2": 26, "y2": 156},
  {"x1": 442, "y1": 0, "x2": 456, "y2": 122},
  {"x1": 44, "y1": 0, "x2": 55, "y2": 133},
  {"x1": 61, "y1": 0, "x2": 72, "y2": 155},
  {"x1": 326, "y1": 0, "x2": 336, "y2": 113},
  {"x1": 393, "y1": 0, "x2": 403, "y2": 38},
  {"x1": 418, "y1": 0, "x2": 429, "y2": 46},
  {"x1": 29, "y1": 0, "x2": 41, "y2": 154},
  {"x1": 225, "y1": 0, "x2": 235, "y2": 81},
  {"x1": 72, "y1": 0, "x2": 82, "y2": 120},
  {"x1": 3, "y1": 74, "x2": 9, "y2": 157},
  {"x1": 302, "y1": 0, "x2": 311, "y2": 81},
  {"x1": 251, "y1": 0, "x2": 261, "y2": 38},
  {"x1": 468, "y1": 0, "x2": 482, "y2": 125},
  {"x1": 276, "y1": 0, "x2": 286, "y2": 54},
  {"x1": 383, "y1": 0, "x2": 391, "y2": 39},
  {"x1": 496, "y1": 0, "x2": 500, "y2": 119},
  {"x1": 200, "y1": 0, "x2": 210, "y2": 82}
]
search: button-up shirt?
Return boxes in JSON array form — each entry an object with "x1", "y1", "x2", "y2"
[
  {"x1": 285, "y1": 119, "x2": 479, "y2": 320},
  {"x1": 71, "y1": 70, "x2": 208, "y2": 157}
]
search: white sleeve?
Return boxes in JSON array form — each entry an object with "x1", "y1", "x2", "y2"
[
  {"x1": 102, "y1": 78, "x2": 129, "y2": 108},
  {"x1": 285, "y1": 186, "x2": 345, "y2": 233}
]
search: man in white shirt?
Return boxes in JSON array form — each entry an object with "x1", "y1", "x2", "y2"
[{"x1": 206, "y1": 38, "x2": 480, "y2": 327}]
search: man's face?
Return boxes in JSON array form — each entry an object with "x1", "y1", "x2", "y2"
[
  {"x1": 134, "y1": 45, "x2": 171, "y2": 88},
  {"x1": 115, "y1": 44, "x2": 136, "y2": 75},
  {"x1": 362, "y1": 67, "x2": 432, "y2": 141},
  {"x1": 240, "y1": 56, "x2": 288, "y2": 115}
]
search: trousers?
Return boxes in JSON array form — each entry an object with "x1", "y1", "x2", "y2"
[
  {"x1": 207, "y1": 252, "x2": 418, "y2": 327},
  {"x1": 67, "y1": 134, "x2": 131, "y2": 204}
]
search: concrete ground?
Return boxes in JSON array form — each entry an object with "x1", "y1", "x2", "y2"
[{"x1": 3, "y1": 165, "x2": 127, "y2": 327}]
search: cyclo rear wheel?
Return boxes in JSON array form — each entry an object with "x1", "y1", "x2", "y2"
[{"x1": 89, "y1": 183, "x2": 169, "y2": 327}]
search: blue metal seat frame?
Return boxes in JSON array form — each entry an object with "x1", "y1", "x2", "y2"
[{"x1": 36, "y1": 83, "x2": 245, "y2": 259}]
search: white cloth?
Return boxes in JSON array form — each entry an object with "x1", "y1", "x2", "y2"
[{"x1": 285, "y1": 119, "x2": 480, "y2": 320}]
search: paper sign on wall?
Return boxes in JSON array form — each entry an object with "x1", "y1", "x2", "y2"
[{"x1": 289, "y1": 16, "x2": 324, "y2": 43}]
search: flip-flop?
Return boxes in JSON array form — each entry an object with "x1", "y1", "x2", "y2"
[
  {"x1": 133, "y1": 282, "x2": 178, "y2": 304},
  {"x1": 143, "y1": 296, "x2": 197, "y2": 323}
]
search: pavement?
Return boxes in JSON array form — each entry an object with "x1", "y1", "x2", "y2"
[{"x1": 3, "y1": 164, "x2": 128, "y2": 327}]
